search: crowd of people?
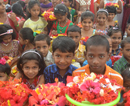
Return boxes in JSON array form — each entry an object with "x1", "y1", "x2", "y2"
[{"x1": 0, "y1": 0, "x2": 130, "y2": 105}]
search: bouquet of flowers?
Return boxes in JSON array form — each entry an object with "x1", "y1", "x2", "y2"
[
  {"x1": 1, "y1": 56, "x2": 13, "y2": 66},
  {"x1": 42, "y1": 11, "x2": 56, "y2": 21},
  {"x1": 60, "y1": 73, "x2": 122, "y2": 105},
  {"x1": 0, "y1": 78, "x2": 33, "y2": 106},
  {"x1": 29, "y1": 80, "x2": 66, "y2": 106},
  {"x1": 105, "y1": 3, "x2": 119, "y2": 8}
]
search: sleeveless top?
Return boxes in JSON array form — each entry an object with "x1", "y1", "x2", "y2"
[{"x1": 104, "y1": 0, "x2": 118, "y2": 5}]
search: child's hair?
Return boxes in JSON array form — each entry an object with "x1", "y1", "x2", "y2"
[
  {"x1": 17, "y1": 49, "x2": 46, "y2": 79},
  {"x1": 86, "y1": 35, "x2": 109, "y2": 53},
  {"x1": 0, "y1": 63, "x2": 11, "y2": 76},
  {"x1": 97, "y1": 9, "x2": 108, "y2": 17},
  {"x1": 121, "y1": 37, "x2": 130, "y2": 49},
  {"x1": 10, "y1": 0, "x2": 18, "y2": 5},
  {"x1": 19, "y1": 27, "x2": 34, "y2": 44},
  {"x1": 107, "y1": 26, "x2": 122, "y2": 37},
  {"x1": 126, "y1": 23, "x2": 130, "y2": 29},
  {"x1": 34, "y1": 34, "x2": 51, "y2": 46},
  {"x1": 0, "y1": 24, "x2": 16, "y2": 43},
  {"x1": 27, "y1": 0, "x2": 41, "y2": 19},
  {"x1": 17, "y1": 0, "x2": 25, "y2": 9},
  {"x1": 103, "y1": 34, "x2": 111, "y2": 39},
  {"x1": 67, "y1": 25, "x2": 81, "y2": 35},
  {"x1": 12, "y1": 3, "x2": 26, "y2": 19},
  {"x1": 81, "y1": 11, "x2": 94, "y2": 22},
  {"x1": 121, "y1": 67, "x2": 130, "y2": 81},
  {"x1": 105, "y1": 6, "x2": 116, "y2": 15},
  {"x1": 52, "y1": 36, "x2": 75, "y2": 53},
  {"x1": 54, "y1": 4, "x2": 68, "y2": 16}
]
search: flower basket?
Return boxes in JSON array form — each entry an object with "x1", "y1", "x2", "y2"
[{"x1": 65, "y1": 92, "x2": 120, "y2": 106}]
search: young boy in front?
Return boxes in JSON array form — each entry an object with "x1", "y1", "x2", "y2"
[
  {"x1": 73, "y1": 35, "x2": 123, "y2": 86},
  {"x1": 34, "y1": 34, "x2": 54, "y2": 66},
  {"x1": 113, "y1": 37, "x2": 130, "y2": 74},
  {"x1": 44, "y1": 36, "x2": 77, "y2": 84},
  {"x1": 67, "y1": 25, "x2": 86, "y2": 66}
]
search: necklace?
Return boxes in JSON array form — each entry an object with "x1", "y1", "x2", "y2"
[
  {"x1": 58, "y1": 19, "x2": 68, "y2": 33},
  {"x1": 2, "y1": 42, "x2": 9, "y2": 46}
]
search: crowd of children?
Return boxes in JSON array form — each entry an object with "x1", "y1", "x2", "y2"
[{"x1": 0, "y1": 0, "x2": 130, "y2": 105}]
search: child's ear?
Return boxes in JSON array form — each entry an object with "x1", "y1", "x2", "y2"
[
  {"x1": 84, "y1": 51, "x2": 87, "y2": 60},
  {"x1": 120, "y1": 48, "x2": 123, "y2": 53},
  {"x1": 24, "y1": 39, "x2": 29, "y2": 45}
]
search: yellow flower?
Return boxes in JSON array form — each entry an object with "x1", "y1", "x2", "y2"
[
  {"x1": 0, "y1": 23, "x2": 3, "y2": 25},
  {"x1": 7, "y1": 100, "x2": 11, "y2": 106},
  {"x1": 115, "y1": 20, "x2": 118, "y2": 23}
]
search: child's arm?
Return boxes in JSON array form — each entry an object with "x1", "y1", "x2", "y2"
[
  {"x1": 99, "y1": 0, "x2": 104, "y2": 8},
  {"x1": 117, "y1": 0, "x2": 122, "y2": 14},
  {"x1": 36, "y1": 74, "x2": 45, "y2": 88},
  {"x1": 74, "y1": 56, "x2": 84, "y2": 65}
]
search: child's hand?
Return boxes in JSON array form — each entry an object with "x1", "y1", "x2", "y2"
[
  {"x1": 78, "y1": 11, "x2": 82, "y2": 17},
  {"x1": 52, "y1": 30, "x2": 57, "y2": 35},
  {"x1": 9, "y1": 12, "x2": 17, "y2": 23}
]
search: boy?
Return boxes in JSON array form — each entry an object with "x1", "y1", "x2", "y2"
[
  {"x1": 63, "y1": 0, "x2": 77, "y2": 23},
  {"x1": 105, "y1": 6, "x2": 117, "y2": 27},
  {"x1": 67, "y1": 25, "x2": 86, "y2": 65},
  {"x1": 73, "y1": 35, "x2": 123, "y2": 86},
  {"x1": 34, "y1": 34, "x2": 54, "y2": 66},
  {"x1": 44, "y1": 36, "x2": 77, "y2": 84},
  {"x1": 113, "y1": 37, "x2": 130, "y2": 74}
]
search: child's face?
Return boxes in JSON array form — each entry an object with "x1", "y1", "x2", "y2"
[
  {"x1": 108, "y1": 13, "x2": 115, "y2": 21},
  {"x1": 2, "y1": 34, "x2": 12, "y2": 44},
  {"x1": 55, "y1": 13, "x2": 67, "y2": 22},
  {"x1": 68, "y1": 32, "x2": 81, "y2": 47},
  {"x1": 35, "y1": 40, "x2": 50, "y2": 57},
  {"x1": 22, "y1": 60, "x2": 40, "y2": 79},
  {"x1": 121, "y1": 43, "x2": 130, "y2": 62},
  {"x1": 81, "y1": 18, "x2": 93, "y2": 31},
  {"x1": 0, "y1": 72, "x2": 8, "y2": 81},
  {"x1": 29, "y1": 4, "x2": 40, "y2": 18},
  {"x1": 51, "y1": 0, "x2": 61, "y2": 8},
  {"x1": 0, "y1": 0, "x2": 5, "y2": 13},
  {"x1": 63, "y1": 0, "x2": 70, "y2": 7},
  {"x1": 97, "y1": 13, "x2": 107, "y2": 26},
  {"x1": 86, "y1": 45, "x2": 110, "y2": 74},
  {"x1": 52, "y1": 49, "x2": 74, "y2": 71},
  {"x1": 107, "y1": 38, "x2": 112, "y2": 54},
  {"x1": 111, "y1": 32, "x2": 122, "y2": 48},
  {"x1": 18, "y1": 33, "x2": 25, "y2": 45},
  {"x1": 124, "y1": 78, "x2": 130, "y2": 93},
  {"x1": 126, "y1": 26, "x2": 130, "y2": 36}
]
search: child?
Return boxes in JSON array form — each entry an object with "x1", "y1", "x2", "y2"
[
  {"x1": 17, "y1": 49, "x2": 46, "y2": 89},
  {"x1": 94, "y1": 9, "x2": 108, "y2": 35},
  {"x1": 63, "y1": 0, "x2": 76, "y2": 23},
  {"x1": 105, "y1": 6, "x2": 117, "y2": 27},
  {"x1": 23, "y1": 0, "x2": 48, "y2": 34},
  {"x1": 73, "y1": 35, "x2": 123, "y2": 86},
  {"x1": 0, "y1": 24, "x2": 19, "y2": 58},
  {"x1": 44, "y1": 36, "x2": 77, "y2": 84},
  {"x1": 107, "y1": 26, "x2": 122, "y2": 56},
  {"x1": 67, "y1": 25, "x2": 85, "y2": 65},
  {"x1": 47, "y1": 0, "x2": 61, "y2": 12},
  {"x1": 49, "y1": 4, "x2": 73, "y2": 37},
  {"x1": 113, "y1": 37, "x2": 130, "y2": 74},
  {"x1": 0, "y1": 58, "x2": 11, "y2": 81},
  {"x1": 40, "y1": 0, "x2": 52, "y2": 12},
  {"x1": 82, "y1": 35, "x2": 112, "y2": 68},
  {"x1": 80, "y1": 11, "x2": 96, "y2": 45},
  {"x1": 123, "y1": 23, "x2": 130, "y2": 39},
  {"x1": 34, "y1": 34, "x2": 54, "y2": 66},
  {"x1": 19, "y1": 27, "x2": 34, "y2": 52}
]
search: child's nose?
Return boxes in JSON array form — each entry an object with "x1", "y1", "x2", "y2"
[
  {"x1": 60, "y1": 58, "x2": 66, "y2": 63},
  {"x1": 93, "y1": 58, "x2": 99, "y2": 64}
]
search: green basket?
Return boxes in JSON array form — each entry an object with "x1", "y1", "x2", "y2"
[{"x1": 65, "y1": 92, "x2": 120, "y2": 106}]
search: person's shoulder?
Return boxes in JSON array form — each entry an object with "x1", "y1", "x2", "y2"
[
  {"x1": 44, "y1": 64, "x2": 57, "y2": 71},
  {"x1": 114, "y1": 56, "x2": 125, "y2": 65}
]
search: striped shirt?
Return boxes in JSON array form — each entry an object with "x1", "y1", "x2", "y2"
[{"x1": 72, "y1": 64, "x2": 123, "y2": 86}]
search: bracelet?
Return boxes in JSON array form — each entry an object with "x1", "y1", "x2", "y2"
[{"x1": 15, "y1": 23, "x2": 19, "y2": 27}]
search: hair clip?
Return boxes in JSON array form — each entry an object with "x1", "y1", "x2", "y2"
[
  {"x1": 0, "y1": 58, "x2": 6, "y2": 65},
  {"x1": 97, "y1": 9, "x2": 108, "y2": 15},
  {"x1": 0, "y1": 29, "x2": 13, "y2": 36}
]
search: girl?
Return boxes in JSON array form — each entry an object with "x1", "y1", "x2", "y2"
[
  {"x1": 80, "y1": 11, "x2": 96, "y2": 45},
  {"x1": 0, "y1": 57, "x2": 11, "y2": 81},
  {"x1": 17, "y1": 49, "x2": 46, "y2": 89},
  {"x1": 19, "y1": 27, "x2": 35, "y2": 53},
  {"x1": 94, "y1": 9, "x2": 108, "y2": 35},
  {"x1": 23, "y1": 0, "x2": 48, "y2": 34},
  {"x1": 49, "y1": 4, "x2": 73, "y2": 37},
  {"x1": 40, "y1": 0, "x2": 52, "y2": 12},
  {"x1": 108, "y1": 26, "x2": 122, "y2": 56},
  {"x1": 0, "y1": 24, "x2": 19, "y2": 58}
]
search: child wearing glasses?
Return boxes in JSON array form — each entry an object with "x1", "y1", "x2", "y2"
[{"x1": 49, "y1": 4, "x2": 73, "y2": 37}]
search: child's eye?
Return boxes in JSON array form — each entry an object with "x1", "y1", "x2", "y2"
[
  {"x1": 118, "y1": 37, "x2": 121, "y2": 39},
  {"x1": 36, "y1": 46, "x2": 40, "y2": 49},
  {"x1": 25, "y1": 66, "x2": 29, "y2": 69},
  {"x1": 66, "y1": 55, "x2": 70, "y2": 58},
  {"x1": 33, "y1": 66, "x2": 37, "y2": 69},
  {"x1": 99, "y1": 55, "x2": 104, "y2": 58},
  {"x1": 88, "y1": 55, "x2": 93, "y2": 58},
  {"x1": 126, "y1": 49, "x2": 130, "y2": 51},
  {"x1": 75, "y1": 36, "x2": 79, "y2": 38},
  {"x1": 112, "y1": 37, "x2": 116, "y2": 39},
  {"x1": 56, "y1": 55, "x2": 60, "y2": 57},
  {"x1": 43, "y1": 46, "x2": 46, "y2": 48}
]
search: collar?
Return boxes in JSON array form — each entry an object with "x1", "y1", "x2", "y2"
[
  {"x1": 44, "y1": 51, "x2": 51, "y2": 60},
  {"x1": 75, "y1": 42, "x2": 85, "y2": 53}
]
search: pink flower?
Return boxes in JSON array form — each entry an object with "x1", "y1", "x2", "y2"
[
  {"x1": 80, "y1": 80, "x2": 101, "y2": 94},
  {"x1": 0, "y1": 58, "x2": 6, "y2": 65}
]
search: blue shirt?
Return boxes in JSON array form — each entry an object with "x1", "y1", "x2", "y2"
[
  {"x1": 82, "y1": 59, "x2": 112, "y2": 68},
  {"x1": 44, "y1": 64, "x2": 77, "y2": 84}
]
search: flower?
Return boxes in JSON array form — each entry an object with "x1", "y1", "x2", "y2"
[
  {"x1": 80, "y1": 80, "x2": 101, "y2": 94},
  {"x1": 0, "y1": 58, "x2": 6, "y2": 65}
]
